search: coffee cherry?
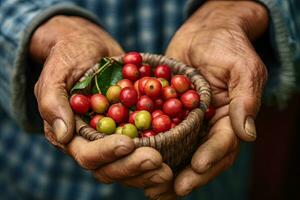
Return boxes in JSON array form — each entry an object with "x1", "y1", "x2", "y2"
[
  {"x1": 144, "y1": 78, "x2": 162, "y2": 99},
  {"x1": 154, "y1": 64, "x2": 172, "y2": 80},
  {"x1": 139, "y1": 64, "x2": 152, "y2": 77},
  {"x1": 123, "y1": 52, "x2": 143, "y2": 66},
  {"x1": 90, "y1": 94, "x2": 109, "y2": 114},
  {"x1": 117, "y1": 79, "x2": 133, "y2": 89},
  {"x1": 107, "y1": 103, "x2": 129, "y2": 124},
  {"x1": 70, "y1": 94, "x2": 90, "y2": 114},
  {"x1": 140, "y1": 130, "x2": 157, "y2": 138},
  {"x1": 122, "y1": 63, "x2": 139, "y2": 81},
  {"x1": 158, "y1": 78, "x2": 169, "y2": 88},
  {"x1": 135, "y1": 110, "x2": 152, "y2": 130},
  {"x1": 134, "y1": 80, "x2": 140, "y2": 98},
  {"x1": 115, "y1": 126, "x2": 124, "y2": 134},
  {"x1": 96, "y1": 117, "x2": 116, "y2": 134},
  {"x1": 172, "y1": 117, "x2": 182, "y2": 125},
  {"x1": 152, "y1": 110, "x2": 164, "y2": 119},
  {"x1": 205, "y1": 106, "x2": 215, "y2": 121},
  {"x1": 90, "y1": 114, "x2": 104, "y2": 129},
  {"x1": 106, "y1": 85, "x2": 121, "y2": 103},
  {"x1": 154, "y1": 98, "x2": 163, "y2": 110},
  {"x1": 120, "y1": 87, "x2": 138, "y2": 107},
  {"x1": 122, "y1": 123, "x2": 138, "y2": 138},
  {"x1": 180, "y1": 90, "x2": 200, "y2": 110},
  {"x1": 163, "y1": 98, "x2": 183, "y2": 118},
  {"x1": 138, "y1": 77, "x2": 151, "y2": 94},
  {"x1": 152, "y1": 115, "x2": 172, "y2": 133},
  {"x1": 136, "y1": 95, "x2": 154, "y2": 112},
  {"x1": 171, "y1": 75, "x2": 191, "y2": 93},
  {"x1": 129, "y1": 111, "x2": 139, "y2": 124},
  {"x1": 162, "y1": 86, "x2": 177, "y2": 100}
]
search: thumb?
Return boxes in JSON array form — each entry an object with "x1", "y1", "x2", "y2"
[
  {"x1": 35, "y1": 82, "x2": 74, "y2": 144},
  {"x1": 229, "y1": 96, "x2": 260, "y2": 142},
  {"x1": 229, "y1": 63, "x2": 267, "y2": 142}
]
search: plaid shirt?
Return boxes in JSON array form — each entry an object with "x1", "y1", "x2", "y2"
[{"x1": 0, "y1": 0, "x2": 299, "y2": 199}]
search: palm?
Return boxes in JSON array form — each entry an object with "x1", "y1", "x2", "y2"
[{"x1": 161, "y1": 26, "x2": 263, "y2": 197}]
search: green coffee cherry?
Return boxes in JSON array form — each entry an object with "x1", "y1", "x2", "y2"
[
  {"x1": 122, "y1": 123, "x2": 138, "y2": 138},
  {"x1": 96, "y1": 117, "x2": 116, "y2": 134},
  {"x1": 135, "y1": 110, "x2": 151, "y2": 130}
]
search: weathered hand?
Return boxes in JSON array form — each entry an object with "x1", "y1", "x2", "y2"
[
  {"x1": 146, "y1": 1, "x2": 269, "y2": 198},
  {"x1": 31, "y1": 16, "x2": 172, "y2": 189}
]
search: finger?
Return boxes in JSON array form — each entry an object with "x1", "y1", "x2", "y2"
[
  {"x1": 34, "y1": 38, "x2": 123, "y2": 144},
  {"x1": 144, "y1": 181, "x2": 177, "y2": 200},
  {"x1": 93, "y1": 147, "x2": 162, "y2": 183},
  {"x1": 229, "y1": 59, "x2": 267, "y2": 141},
  {"x1": 66, "y1": 134, "x2": 134, "y2": 169},
  {"x1": 35, "y1": 72, "x2": 75, "y2": 144},
  {"x1": 175, "y1": 151, "x2": 238, "y2": 197},
  {"x1": 44, "y1": 121, "x2": 65, "y2": 149},
  {"x1": 121, "y1": 163, "x2": 173, "y2": 188},
  {"x1": 191, "y1": 116, "x2": 239, "y2": 173}
]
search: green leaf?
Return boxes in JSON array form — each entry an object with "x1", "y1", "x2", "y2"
[
  {"x1": 70, "y1": 57, "x2": 123, "y2": 95},
  {"x1": 70, "y1": 75, "x2": 93, "y2": 94},
  {"x1": 94, "y1": 57, "x2": 123, "y2": 95}
]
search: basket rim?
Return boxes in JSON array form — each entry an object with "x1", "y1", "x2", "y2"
[{"x1": 74, "y1": 53, "x2": 211, "y2": 143}]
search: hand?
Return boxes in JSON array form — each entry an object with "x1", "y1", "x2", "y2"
[
  {"x1": 145, "y1": 1, "x2": 269, "y2": 198},
  {"x1": 31, "y1": 16, "x2": 172, "y2": 189}
]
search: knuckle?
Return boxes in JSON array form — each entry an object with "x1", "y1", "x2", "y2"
[
  {"x1": 247, "y1": 59, "x2": 268, "y2": 90},
  {"x1": 38, "y1": 93, "x2": 54, "y2": 111},
  {"x1": 231, "y1": 57, "x2": 267, "y2": 95},
  {"x1": 93, "y1": 171, "x2": 113, "y2": 184},
  {"x1": 110, "y1": 134, "x2": 134, "y2": 149},
  {"x1": 50, "y1": 39, "x2": 70, "y2": 55},
  {"x1": 145, "y1": 191, "x2": 161, "y2": 200},
  {"x1": 136, "y1": 147, "x2": 162, "y2": 164},
  {"x1": 192, "y1": 157, "x2": 210, "y2": 172},
  {"x1": 161, "y1": 164, "x2": 173, "y2": 181},
  {"x1": 75, "y1": 147, "x2": 94, "y2": 169}
]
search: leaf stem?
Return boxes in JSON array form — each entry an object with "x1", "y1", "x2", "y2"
[
  {"x1": 95, "y1": 57, "x2": 112, "y2": 75},
  {"x1": 95, "y1": 74, "x2": 101, "y2": 94}
]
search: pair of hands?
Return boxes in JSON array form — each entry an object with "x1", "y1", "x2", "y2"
[{"x1": 31, "y1": 1, "x2": 268, "y2": 199}]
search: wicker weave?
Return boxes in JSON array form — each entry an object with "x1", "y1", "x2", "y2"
[{"x1": 75, "y1": 53, "x2": 211, "y2": 170}]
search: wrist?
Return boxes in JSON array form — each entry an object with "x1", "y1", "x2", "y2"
[
  {"x1": 29, "y1": 15, "x2": 108, "y2": 63},
  {"x1": 188, "y1": 1, "x2": 269, "y2": 40}
]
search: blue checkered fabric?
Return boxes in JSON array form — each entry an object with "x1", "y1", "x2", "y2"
[{"x1": 0, "y1": 0, "x2": 299, "y2": 199}]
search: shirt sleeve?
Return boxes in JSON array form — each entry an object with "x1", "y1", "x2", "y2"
[
  {"x1": 0, "y1": 0, "x2": 100, "y2": 132},
  {"x1": 185, "y1": 0, "x2": 298, "y2": 107}
]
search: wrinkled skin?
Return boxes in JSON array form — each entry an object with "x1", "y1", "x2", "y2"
[
  {"x1": 31, "y1": 16, "x2": 173, "y2": 191},
  {"x1": 145, "y1": 1, "x2": 268, "y2": 199},
  {"x1": 31, "y1": 0, "x2": 269, "y2": 199}
]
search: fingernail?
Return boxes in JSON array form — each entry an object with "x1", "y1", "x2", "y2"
[
  {"x1": 149, "y1": 174, "x2": 165, "y2": 184},
  {"x1": 114, "y1": 145, "x2": 132, "y2": 157},
  {"x1": 245, "y1": 117, "x2": 256, "y2": 138},
  {"x1": 52, "y1": 119, "x2": 67, "y2": 143},
  {"x1": 140, "y1": 160, "x2": 157, "y2": 170}
]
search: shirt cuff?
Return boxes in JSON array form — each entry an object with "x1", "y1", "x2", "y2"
[
  {"x1": 12, "y1": 3, "x2": 102, "y2": 133},
  {"x1": 257, "y1": 0, "x2": 296, "y2": 106}
]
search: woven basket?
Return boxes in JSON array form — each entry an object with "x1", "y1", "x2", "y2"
[{"x1": 75, "y1": 53, "x2": 211, "y2": 170}]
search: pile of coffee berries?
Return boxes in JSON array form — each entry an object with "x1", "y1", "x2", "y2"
[{"x1": 70, "y1": 52, "x2": 213, "y2": 138}]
